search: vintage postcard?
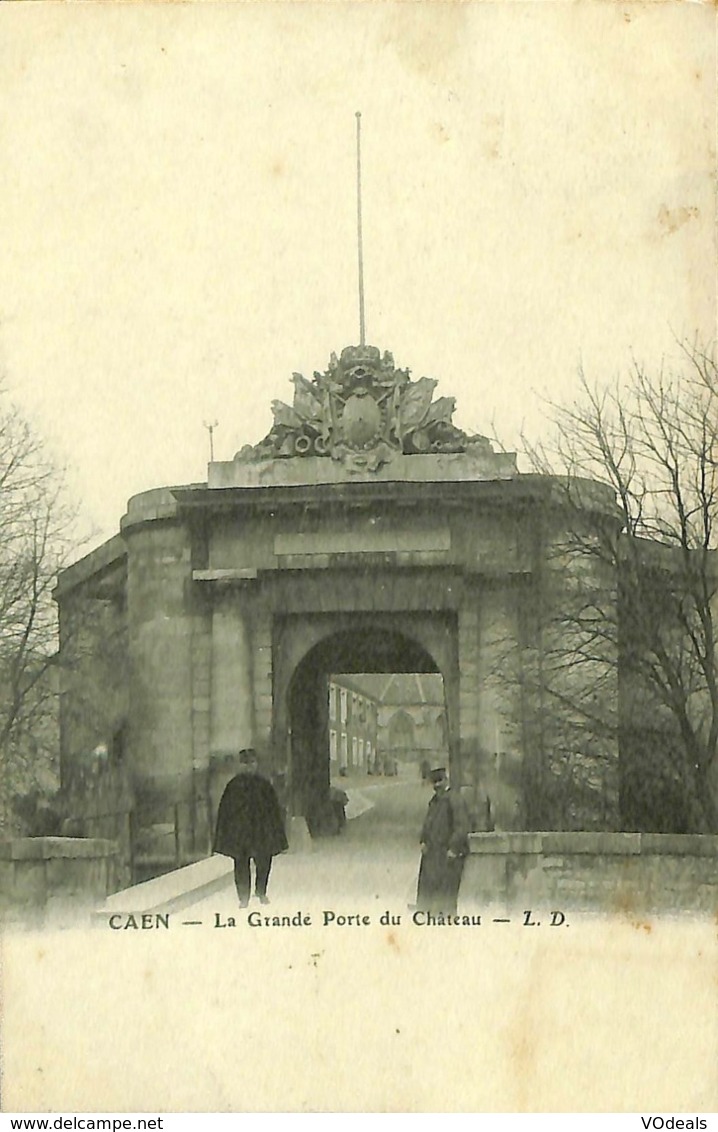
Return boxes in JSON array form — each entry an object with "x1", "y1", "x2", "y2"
[{"x1": 0, "y1": 0, "x2": 717, "y2": 1114}]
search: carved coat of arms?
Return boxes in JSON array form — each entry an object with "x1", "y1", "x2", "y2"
[{"x1": 237, "y1": 344, "x2": 484, "y2": 472}]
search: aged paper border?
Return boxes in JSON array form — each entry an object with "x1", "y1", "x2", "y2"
[{"x1": 1, "y1": 0, "x2": 717, "y2": 1114}]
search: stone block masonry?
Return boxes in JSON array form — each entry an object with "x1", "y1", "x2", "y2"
[
  {"x1": 463, "y1": 831, "x2": 718, "y2": 916},
  {"x1": 0, "y1": 837, "x2": 120, "y2": 925}
]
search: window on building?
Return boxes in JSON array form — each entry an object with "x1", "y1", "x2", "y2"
[
  {"x1": 329, "y1": 685, "x2": 336, "y2": 721},
  {"x1": 340, "y1": 689, "x2": 348, "y2": 724},
  {"x1": 110, "y1": 722, "x2": 127, "y2": 764},
  {"x1": 329, "y1": 730, "x2": 337, "y2": 761},
  {"x1": 341, "y1": 733, "x2": 348, "y2": 768},
  {"x1": 352, "y1": 736, "x2": 358, "y2": 766},
  {"x1": 435, "y1": 711, "x2": 448, "y2": 746}
]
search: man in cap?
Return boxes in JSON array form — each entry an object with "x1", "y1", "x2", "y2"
[
  {"x1": 213, "y1": 748, "x2": 288, "y2": 907},
  {"x1": 416, "y1": 766, "x2": 470, "y2": 915}
]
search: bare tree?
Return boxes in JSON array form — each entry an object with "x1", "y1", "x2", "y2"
[
  {"x1": 523, "y1": 342, "x2": 718, "y2": 832},
  {"x1": 0, "y1": 388, "x2": 82, "y2": 834}
]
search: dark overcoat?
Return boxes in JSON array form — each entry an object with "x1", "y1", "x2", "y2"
[
  {"x1": 213, "y1": 772, "x2": 289, "y2": 859},
  {"x1": 419, "y1": 787, "x2": 470, "y2": 857},
  {"x1": 416, "y1": 787, "x2": 470, "y2": 914}
]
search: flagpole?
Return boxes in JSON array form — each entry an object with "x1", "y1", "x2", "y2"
[{"x1": 356, "y1": 111, "x2": 366, "y2": 347}]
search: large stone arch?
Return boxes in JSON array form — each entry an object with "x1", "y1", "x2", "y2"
[{"x1": 271, "y1": 613, "x2": 458, "y2": 819}]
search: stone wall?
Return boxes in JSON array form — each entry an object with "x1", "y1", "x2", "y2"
[
  {"x1": 56, "y1": 470, "x2": 631, "y2": 861},
  {"x1": 516, "y1": 512, "x2": 621, "y2": 831},
  {"x1": 463, "y1": 831, "x2": 718, "y2": 915},
  {"x1": 57, "y1": 580, "x2": 129, "y2": 783},
  {"x1": 125, "y1": 522, "x2": 195, "y2": 791},
  {"x1": 0, "y1": 837, "x2": 120, "y2": 925}
]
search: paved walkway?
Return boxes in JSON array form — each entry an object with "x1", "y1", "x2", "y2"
[{"x1": 185, "y1": 775, "x2": 431, "y2": 917}]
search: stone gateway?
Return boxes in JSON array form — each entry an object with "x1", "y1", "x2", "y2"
[{"x1": 55, "y1": 343, "x2": 651, "y2": 880}]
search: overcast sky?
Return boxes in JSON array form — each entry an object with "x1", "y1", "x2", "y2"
[{"x1": 0, "y1": 2, "x2": 714, "y2": 548}]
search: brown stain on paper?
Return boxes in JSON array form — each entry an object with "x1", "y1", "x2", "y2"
[
  {"x1": 657, "y1": 203, "x2": 700, "y2": 236},
  {"x1": 506, "y1": 963, "x2": 541, "y2": 1112},
  {"x1": 381, "y1": 4, "x2": 468, "y2": 84},
  {"x1": 431, "y1": 121, "x2": 451, "y2": 145}
]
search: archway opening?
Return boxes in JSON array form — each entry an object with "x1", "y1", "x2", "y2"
[{"x1": 287, "y1": 626, "x2": 450, "y2": 844}]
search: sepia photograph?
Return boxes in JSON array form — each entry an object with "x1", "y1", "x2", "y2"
[{"x1": 0, "y1": 0, "x2": 716, "y2": 1114}]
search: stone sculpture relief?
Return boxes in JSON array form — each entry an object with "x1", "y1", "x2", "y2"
[{"x1": 235, "y1": 345, "x2": 492, "y2": 472}]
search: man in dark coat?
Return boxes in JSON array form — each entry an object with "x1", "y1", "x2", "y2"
[
  {"x1": 213, "y1": 749, "x2": 288, "y2": 907},
  {"x1": 416, "y1": 766, "x2": 470, "y2": 916}
]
